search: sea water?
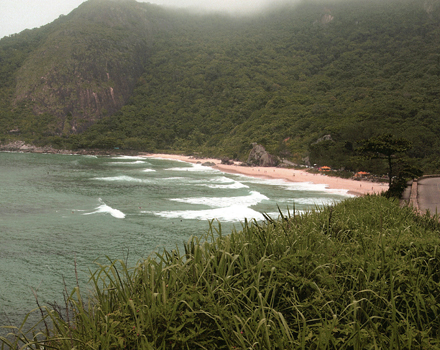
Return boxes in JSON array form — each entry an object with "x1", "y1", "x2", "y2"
[{"x1": 0, "y1": 152, "x2": 351, "y2": 329}]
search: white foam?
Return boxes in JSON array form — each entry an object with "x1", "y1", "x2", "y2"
[
  {"x1": 151, "y1": 205, "x2": 264, "y2": 222},
  {"x1": 209, "y1": 176, "x2": 236, "y2": 183},
  {"x1": 83, "y1": 199, "x2": 125, "y2": 219},
  {"x1": 199, "y1": 182, "x2": 249, "y2": 189},
  {"x1": 264, "y1": 210, "x2": 307, "y2": 218},
  {"x1": 169, "y1": 191, "x2": 268, "y2": 208},
  {"x1": 325, "y1": 189, "x2": 355, "y2": 196},
  {"x1": 197, "y1": 176, "x2": 249, "y2": 189},
  {"x1": 158, "y1": 177, "x2": 208, "y2": 185},
  {"x1": 273, "y1": 197, "x2": 341, "y2": 206},
  {"x1": 165, "y1": 163, "x2": 219, "y2": 173},
  {"x1": 107, "y1": 161, "x2": 148, "y2": 165},
  {"x1": 93, "y1": 176, "x2": 150, "y2": 183},
  {"x1": 143, "y1": 169, "x2": 156, "y2": 172},
  {"x1": 295, "y1": 197, "x2": 340, "y2": 206},
  {"x1": 147, "y1": 157, "x2": 186, "y2": 163},
  {"x1": 111, "y1": 156, "x2": 146, "y2": 160},
  {"x1": 245, "y1": 177, "x2": 329, "y2": 191},
  {"x1": 231, "y1": 174, "x2": 353, "y2": 196}
]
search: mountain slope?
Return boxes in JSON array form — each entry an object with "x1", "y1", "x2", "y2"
[
  {"x1": 11, "y1": 0, "x2": 163, "y2": 133},
  {"x1": 82, "y1": 0, "x2": 440, "y2": 170},
  {"x1": 1, "y1": 0, "x2": 440, "y2": 174}
]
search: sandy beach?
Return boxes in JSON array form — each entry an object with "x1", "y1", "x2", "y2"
[{"x1": 143, "y1": 153, "x2": 388, "y2": 196}]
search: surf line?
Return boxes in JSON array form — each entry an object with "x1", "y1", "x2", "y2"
[{"x1": 83, "y1": 198, "x2": 126, "y2": 219}]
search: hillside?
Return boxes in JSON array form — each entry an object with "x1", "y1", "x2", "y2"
[
  {"x1": 0, "y1": 0, "x2": 167, "y2": 136},
  {"x1": 1, "y1": 0, "x2": 440, "y2": 173}
]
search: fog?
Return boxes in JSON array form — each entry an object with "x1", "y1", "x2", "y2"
[
  {"x1": 0, "y1": 0, "x2": 295, "y2": 39},
  {"x1": 146, "y1": 0, "x2": 294, "y2": 15}
]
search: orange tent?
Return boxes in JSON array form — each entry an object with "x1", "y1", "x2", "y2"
[
  {"x1": 354, "y1": 171, "x2": 370, "y2": 177},
  {"x1": 319, "y1": 166, "x2": 331, "y2": 172}
]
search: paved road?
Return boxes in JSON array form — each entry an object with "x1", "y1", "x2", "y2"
[{"x1": 417, "y1": 177, "x2": 440, "y2": 215}]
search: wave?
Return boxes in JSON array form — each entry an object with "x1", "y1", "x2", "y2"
[
  {"x1": 146, "y1": 157, "x2": 186, "y2": 163},
  {"x1": 233, "y1": 174, "x2": 353, "y2": 196},
  {"x1": 151, "y1": 205, "x2": 264, "y2": 222},
  {"x1": 198, "y1": 182, "x2": 249, "y2": 189},
  {"x1": 169, "y1": 191, "x2": 268, "y2": 208},
  {"x1": 83, "y1": 198, "x2": 125, "y2": 219},
  {"x1": 196, "y1": 176, "x2": 249, "y2": 189},
  {"x1": 165, "y1": 164, "x2": 219, "y2": 173},
  {"x1": 93, "y1": 176, "x2": 150, "y2": 183},
  {"x1": 274, "y1": 197, "x2": 341, "y2": 206},
  {"x1": 143, "y1": 169, "x2": 156, "y2": 172},
  {"x1": 264, "y1": 209, "x2": 307, "y2": 218},
  {"x1": 107, "y1": 161, "x2": 149, "y2": 165},
  {"x1": 111, "y1": 156, "x2": 147, "y2": 160},
  {"x1": 208, "y1": 176, "x2": 236, "y2": 183}
]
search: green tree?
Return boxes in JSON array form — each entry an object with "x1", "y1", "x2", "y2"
[{"x1": 357, "y1": 133, "x2": 412, "y2": 187}]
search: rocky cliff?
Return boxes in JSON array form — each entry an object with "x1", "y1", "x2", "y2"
[
  {"x1": 247, "y1": 143, "x2": 277, "y2": 167},
  {"x1": 14, "y1": 0, "x2": 154, "y2": 134}
]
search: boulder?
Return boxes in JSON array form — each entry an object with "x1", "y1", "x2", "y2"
[
  {"x1": 247, "y1": 143, "x2": 277, "y2": 167},
  {"x1": 202, "y1": 162, "x2": 216, "y2": 167},
  {"x1": 221, "y1": 157, "x2": 234, "y2": 165}
]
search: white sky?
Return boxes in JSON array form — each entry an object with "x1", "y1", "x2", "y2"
[{"x1": 0, "y1": 0, "x2": 291, "y2": 39}]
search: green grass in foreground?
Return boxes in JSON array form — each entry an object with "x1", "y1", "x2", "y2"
[{"x1": 2, "y1": 195, "x2": 440, "y2": 349}]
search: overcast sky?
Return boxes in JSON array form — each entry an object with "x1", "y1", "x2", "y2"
[{"x1": 0, "y1": 0, "x2": 291, "y2": 39}]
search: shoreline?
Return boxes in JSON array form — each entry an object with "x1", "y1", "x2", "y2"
[
  {"x1": 0, "y1": 143, "x2": 388, "y2": 196},
  {"x1": 142, "y1": 153, "x2": 388, "y2": 196}
]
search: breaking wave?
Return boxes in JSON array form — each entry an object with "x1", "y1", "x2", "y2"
[
  {"x1": 150, "y1": 205, "x2": 264, "y2": 222},
  {"x1": 93, "y1": 176, "x2": 150, "y2": 183},
  {"x1": 169, "y1": 191, "x2": 268, "y2": 208},
  {"x1": 83, "y1": 198, "x2": 125, "y2": 219}
]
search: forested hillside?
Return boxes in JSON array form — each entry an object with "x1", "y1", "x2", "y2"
[{"x1": 1, "y1": 0, "x2": 440, "y2": 173}]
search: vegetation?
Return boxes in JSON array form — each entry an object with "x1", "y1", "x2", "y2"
[
  {"x1": 357, "y1": 133, "x2": 413, "y2": 187},
  {"x1": 1, "y1": 0, "x2": 440, "y2": 175},
  {"x1": 2, "y1": 195, "x2": 440, "y2": 349}
]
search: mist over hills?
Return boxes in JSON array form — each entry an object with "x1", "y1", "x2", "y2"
[{"x1": 1, "y1": 0, "x2": 440, "y2": 173}]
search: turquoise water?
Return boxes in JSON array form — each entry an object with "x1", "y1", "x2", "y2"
[{"x1": 0, "y1": 152, "x2": 350, "y2": 329}]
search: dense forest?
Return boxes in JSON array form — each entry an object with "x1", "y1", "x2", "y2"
[{"x1": 1, "y1": 0, "x2": 440, "y2": 175}]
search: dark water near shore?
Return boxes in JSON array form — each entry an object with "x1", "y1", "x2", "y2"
[{"x1": 0, "y1": 152, "x2": 351, "y2": 330}]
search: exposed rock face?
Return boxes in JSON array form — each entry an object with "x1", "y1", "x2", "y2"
[
  {"x1": 303, "y1": 156, "x2": 311, "y2": 167},
  {"x1": 14, "y1": 0, "x2": 153, "y2": 134},
  {"x1": 320, "y1": 14, "x2": 334, "y2": 24},
  {"x1": 424, "y1": 0, "x2": 438, "y2": 16},
  {"x1": 313, "y1": 134, "x2": 333, "y2": 144},
  {"x1": 247, "y1": 143, "x2": 277, "y2": 167}
]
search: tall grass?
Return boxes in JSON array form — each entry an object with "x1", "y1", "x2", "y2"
[{"x1": 2, "y1": 195, "x2": 440, "y2": 349}]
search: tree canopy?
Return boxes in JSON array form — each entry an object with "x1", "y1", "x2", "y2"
[
  {"x1": 0, "y1": 0, "x2": 440, "y2": 175},
  {"x1": 357, "y1": 133, "x2": 412, "y2": 187}
]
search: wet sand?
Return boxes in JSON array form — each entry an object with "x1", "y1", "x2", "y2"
[{"x1": 142, "y1": 153, "x2": 388, "y2": 196}]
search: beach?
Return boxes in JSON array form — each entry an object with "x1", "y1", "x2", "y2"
[{"x1": 143, "y1": 153, "x2": 388, "y2": 196}]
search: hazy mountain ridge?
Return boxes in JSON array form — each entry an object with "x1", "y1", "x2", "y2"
[{"x1": 1, "y1": 0, "x2": 440, "y2": 173}]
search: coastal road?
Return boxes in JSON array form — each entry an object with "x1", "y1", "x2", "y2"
[{"x1": 417, "y1": 177, "x2": 440, "y2": 215}]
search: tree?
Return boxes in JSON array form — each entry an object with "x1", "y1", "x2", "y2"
[{"x1": 357, "y1": 133, "x2": 412, "y2": 187}]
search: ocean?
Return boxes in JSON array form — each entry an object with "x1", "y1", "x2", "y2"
[{"x1": 0, "y1": 152, "x2": 351, "y2": 329}]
